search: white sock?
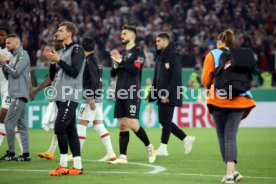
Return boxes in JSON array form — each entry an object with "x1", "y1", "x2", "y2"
[
  {"x1": 119, "y1": 154, "x2": 127, "y2": 160},
  {"x1": 77, "y1": 124, "x2": 87, "y2": 150},
  {"x1": 94, "y1": 123, "x2": 114, "y2": 155},
  {"x1": 0, "y1": 123, "x2": 6, "y2": 147},
  {"x1": 160, "y1": 143, "x2": 167, "y2": 150},
  {"x1": 60, "y1": 154, "x2": 68, "y2": 168},
  {"x1": 73, "y1": 156, "x2": 82, "y2": 169},
  {"x1": 14, "y1": 126, "x2": 23, "y2": 155},
  {"x1": 47, "y1": 134, "x2": 58, "y2": 154}
]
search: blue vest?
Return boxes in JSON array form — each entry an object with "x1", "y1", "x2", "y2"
[{"x1": 210, "y1": 49, "x2": 253, "y2": 98}]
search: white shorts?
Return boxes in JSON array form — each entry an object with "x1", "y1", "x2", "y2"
[
  {"x1": 78, "y1": 103, "x2": 103, "y2": 121},
  {"x1": 0, "y1": 82, "x2": 10, "y2": 109}
]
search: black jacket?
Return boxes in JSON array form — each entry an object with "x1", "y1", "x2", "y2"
[
  {"x1": 149, "y1": 42, "x2": 183, "y2": 107},
  {"x1": 83, "y1": 53, "x2": 102, "y2": 100},
  {"x1": 111, "y1": 46, "x2": 145, "y2": 99}
]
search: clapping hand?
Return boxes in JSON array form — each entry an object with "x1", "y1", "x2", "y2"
[{"x1": 43, "y1": 47, "x2": 60, "y2": 64}]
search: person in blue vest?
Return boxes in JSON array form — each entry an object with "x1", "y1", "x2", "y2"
[{"x1": 202, "y1": 29, "x2": 256, "y2": 183}]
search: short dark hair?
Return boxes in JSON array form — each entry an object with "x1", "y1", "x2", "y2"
[
  {"x1": 0, "y1": 22, "x2": 11, "y2": 34},
  {"x1": 157, "y1": 32, "x2": 170, "y2": 41},
  {"x1": 6, "y1": 34, "x2": 20, "y2": 39},
  {"x1": 122, "y1": 25, "x2": 137, "y2": 35},
  {"x1": 82, "y1": 35, "x2": 95, "y2": 52},
  {"x1": 59, "y1": 21, "x2": 77, "y2": 38}
]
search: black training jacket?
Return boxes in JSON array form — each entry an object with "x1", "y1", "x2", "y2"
[
  {"x1": 111, "y1": 46, "x2": 145, "y2": 99},
  {"x1": 83, "y1": 53, "x2": 102, "y2": 101}
]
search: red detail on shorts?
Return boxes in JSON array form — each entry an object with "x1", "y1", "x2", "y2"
[
  {"x1": 14, "y1": 131, "x2": 19, "y2": 134},
  {"x1": 0, "y1": 132, "x2": 6, "y2": 136},
  {"x1": 78, "y1": 136, "x2": 86, "y2": 140},
  {"x1": 100, "y1": 133, "x2": 109, "y2": 139},
  {"x1": 134, "y1": 61, "x2": 141, "y2": 69}
]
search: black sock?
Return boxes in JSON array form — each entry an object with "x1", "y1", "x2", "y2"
[
  {"x1": 134, "y1": 127, "x2": 150, "y2": 146},
  {"x1": 171, "y1": 123, "x2": 186, "y2": 141},
  {"x1": 23, "y1": 153, "x2": 30, "y2": 157},
  {"x1": 7, "y1": 151, "x2": 15, "y2": 156},
  {"x1": 119, "y1": 131, "x2": 129, "y2": 155}
]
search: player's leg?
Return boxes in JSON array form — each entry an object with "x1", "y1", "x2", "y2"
[
  {"x1": 109, "y1": 100, "x2": 129, "y2": 164},
  {"x1": 127, "y1": 99, "x2": 156, "y2": 163},
  {"x1": 109, "y1": 118, "x2": 129, "y2": 164},
  {"x1": 68, "y1": 118, "x2": 88, "y2": 162},
  {"x1": 155, "y1": 104, "x2": 174, "y2": 156},
  {"x1": 1, "y1": 99, "x2": 23, "y2": 160},
  {"x1": 0, "y1": 108, "x2": 8, "y2": 147},
  {"x1": 50, "y1": 101, "x2": 78, "y2": 176},
  {"x1": 13, "y1": 101, "x2": 31, "y2": 161},
  {"x1": 38, "y1": 102, "x2": 58, "y2": 159},
  {"x1": 93, "y1": 103, "x2": 116, "y2": 161},
  {"x1": 66, "y1": 101, "x2": 83, "y2": 175},
  {"x1": 94, "y1": 119, "x2": 116, "y2": 161},
  {"x1": 0, "y1": 94, "x2": 23, "y2": 155},
  {"x1": 52, "y1": 102, "x2": 70, "y2": 168},
  {"x1": 0, "y1": 91, "x2": 10, "y2": 147},
  {"x1": 14, "y1": 126, "x2": 23, "y2": 155},
  {"x1": 77, "y1": 103, "x2": 90, "y2": 151}
]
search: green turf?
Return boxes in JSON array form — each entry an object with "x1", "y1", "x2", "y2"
[{"x1": 0, "y1": 128, "x2": 275, "y2": 184}]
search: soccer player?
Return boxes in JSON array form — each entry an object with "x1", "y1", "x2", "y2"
[
  {"x1": 148, "y1": 33, "x2": 195, "y2": 156},
  {"x1": 109, "y1": 25, "x2": 156, "y2": 164},
  {"x1": 0, "y1": 34, "x2": 31, "y2": 161},
  {"x1": 44, "y1": 21, "x2": 84, "y2": 176},
  {"x1": 67, "y1": 35, "x2": 116, "y2": 162},
  {"x1": 0, "y1": 22, "x2": 23, "y2": 158}
]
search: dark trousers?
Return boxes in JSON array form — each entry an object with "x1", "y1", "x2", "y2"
[
  {"x1": 212, "y1": 108, "x2": 244, "y2": 163},
  {"x1": 54, "y1": 101, "x2": 80, "y2": 157},
  {"x1": 158, "y1": 104, "x2": 186, "y2": 144}
]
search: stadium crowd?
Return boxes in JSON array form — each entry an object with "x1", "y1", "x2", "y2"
[{"x1": 0, "y1": 0, "x2": 275, "y2": 84}]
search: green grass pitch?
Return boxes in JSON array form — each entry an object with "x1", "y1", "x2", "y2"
[{"x1": 0, "y1": 128, "x2": 275, "y2": 184}]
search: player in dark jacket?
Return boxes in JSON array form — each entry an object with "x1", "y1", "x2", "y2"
[{"x1": 149, "y1": 33, "x2": 195, "y2": 156}]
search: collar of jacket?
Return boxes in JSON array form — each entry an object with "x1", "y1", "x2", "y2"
[
  {"x1": 86, "y1": 52, "x2": 94, "y2": 59},
  {"x1": 64, "y1": 42, "x2": 75, "y2": 50},
  {"x1": 11, "y1": 46, "x2": 23, "y2": 55}
]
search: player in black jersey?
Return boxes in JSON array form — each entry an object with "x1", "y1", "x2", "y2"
[{"x1": 109, "y1": 25, "x2": 156, "y2": 164}]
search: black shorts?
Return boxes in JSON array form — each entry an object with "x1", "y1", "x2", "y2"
[{"x1": 114, "y1": 99, "x2": 141, "y2": 119}]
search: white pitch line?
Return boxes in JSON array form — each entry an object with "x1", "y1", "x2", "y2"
[
  {"x1": 0, "y1": 169, "x2": 275, "y2": 180},
  {"x1": 83, "y1": 159, "x2": 167, "y2": 174}
]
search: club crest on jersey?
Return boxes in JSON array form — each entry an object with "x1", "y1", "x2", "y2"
[
  {"x1": 165, "y1": 62, "x2": 170, "y2": 69},
  {"x1": 127, "y1": 53, "x2": 132, "y2": 58},
  {"x1": 137, "y1": 57, "x2": 144, "y2": 64}
]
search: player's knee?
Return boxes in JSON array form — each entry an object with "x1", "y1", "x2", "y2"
[
  {"x1": 119, "y1": 122, "x2": 128, "y2": 131},
  {"x1": 129, "y1": 122, "x2": 140, "y2": 132}
]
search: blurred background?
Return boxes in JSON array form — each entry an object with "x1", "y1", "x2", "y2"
[{"x1": 0, "y1": 0, "x2": 275, "y2": 89}]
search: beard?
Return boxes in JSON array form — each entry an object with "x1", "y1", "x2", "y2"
[{"x1": 121, "y1": 39, "x2": 129, "y2": 45}]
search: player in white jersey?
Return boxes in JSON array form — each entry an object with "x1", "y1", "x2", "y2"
[{"x1": 0, "y1": 22, "x2": 23, "y2": 156}]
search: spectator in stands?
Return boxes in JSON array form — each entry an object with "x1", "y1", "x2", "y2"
[{"x1": 0, "y1": 1, "x2": 274, "y2": 69}]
